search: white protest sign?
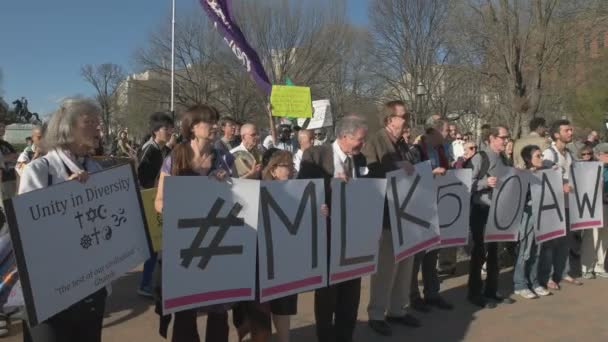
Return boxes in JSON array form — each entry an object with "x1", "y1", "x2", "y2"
[
  {"x1": 297, "y1": 99, "x2": 333, "y2": 129},
  {"x1": 329, "y1": 178, "x2": 386, "y2": 285},
  {"x1": 6, "y1": 164, "x2": 151, "y2": 325},
  {"x1": 386, "y1": 162, "x2": 440, "y2": 263},
  {"x1": 569, "y1": 161, "x2": 604, "y2": 231},
  {"x1": 485, "y1": 167, "x2": 529, "y2": 242},
  {"x1": 531, "y1": 168, "x2": 567, "y2": 243},
  {"x1": 435, "y1": 169, "x2": 472, "y2": 248},
  {"x1": 162, "y1": 177, "x2": 259, "y2": 315},
  {"x1": 258, "y1": 179, "x2": 326, "y2": 302}
]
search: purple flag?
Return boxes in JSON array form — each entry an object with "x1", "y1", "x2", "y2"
[{"x1": 200, "y1": 0, "x2": 272, "y2": 96}]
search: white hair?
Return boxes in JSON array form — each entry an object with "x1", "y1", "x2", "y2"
[
  {"x1": 44, "y1": 97, "x2": 100, "y2": 150},
  {"x1": 335, "y1": 115, "x2": 367, "y2": 138}
]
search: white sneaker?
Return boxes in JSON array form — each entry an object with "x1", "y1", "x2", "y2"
[
  {"x1": 515, "y1": 289, "x2": 538, "y2": 299},
  {"x1": 533, "y1": 286, "x2": 552, "y2": 297}
]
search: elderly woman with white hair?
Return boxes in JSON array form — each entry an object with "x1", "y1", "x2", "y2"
[{"x1": 19, "y1": 98, "x2": 107, "y2": 342}]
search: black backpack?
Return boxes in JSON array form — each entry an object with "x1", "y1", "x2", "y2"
[{"x1": 463, "y1": 150, "x2": 490, "y2": 178}]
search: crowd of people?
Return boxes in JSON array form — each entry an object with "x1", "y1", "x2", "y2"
[{"x1": 1, "y1": 97, "x2": 607, "y2": 342}]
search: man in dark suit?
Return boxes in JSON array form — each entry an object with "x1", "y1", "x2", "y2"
[{"x1": 298, "y1": 115, "x2": 369, "y2": 342}]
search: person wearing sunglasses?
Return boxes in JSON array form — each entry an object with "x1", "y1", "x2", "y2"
[
  {"x1": 578, "y1": 145, "x2": 595, "y2": 161},
  {"x1": 453, "y1": 142, "x2": 477, "y2": 169}
]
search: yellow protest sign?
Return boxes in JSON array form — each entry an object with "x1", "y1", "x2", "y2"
[
  {"x1": 270, "y1": 85, "x2": 312, "y2": 118},
  {"x1": 141, "y1": 188, "x2": 162, "y2": 252}
]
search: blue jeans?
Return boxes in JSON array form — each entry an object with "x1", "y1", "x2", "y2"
[
  {"x1": 513, "y1": 209, "x2": 540, "y2": 290},
  {"x1": 140, "y1": 252, "x2": 158, "y2": 290},
  {"x1": 538, "y1": 212, "x2": 570, "y2": 285}
]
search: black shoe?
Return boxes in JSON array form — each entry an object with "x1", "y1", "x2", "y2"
[
  {"x1": 425, "y1": 296, "x2": 454, "y2": 310},
  {"x1": 485, "y1": 293, "x2": 515, "y2": 304},
  {"x1": 368, "y1": 320, "x2": 392, "y2": 336},
  {"x1": 386, "y1": 314, "x2": 422, "y2": 328},
  {"x1": 410, "y1": 297, "x2": 431, "y2": 313},
  {"x1": 467, "y1": 295, "x2": 496, "y2": 309}
]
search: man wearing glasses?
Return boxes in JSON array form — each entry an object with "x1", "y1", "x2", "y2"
[{"x1": 467, "y1": 126, "x2": 515, "y2": 308}]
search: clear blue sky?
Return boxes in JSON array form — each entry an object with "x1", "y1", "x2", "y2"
[{"x1": 0, "y1": 0, "x2": 369, "y2": 116}]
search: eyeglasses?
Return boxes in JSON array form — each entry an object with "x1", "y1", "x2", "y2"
[
  {"x1": 581, "y1": 152, "x2": 593, "y2": 156},
  {"x1": 497, "y1": 135, "x2": 510, "y2": 140}
]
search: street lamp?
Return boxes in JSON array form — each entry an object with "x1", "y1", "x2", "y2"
[{"x1": 415, "y1": 82, "x2": 427, "y2": 127}]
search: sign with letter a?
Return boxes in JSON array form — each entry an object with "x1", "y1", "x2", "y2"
[
  {"x1": 386, "y1": 162, "x2": 440, "y2": 262},
  {"x1": 531, "y1": 169, "x2": 567, "y2": 243},
  {"x1": 162, "y1": 177, "x2": 259, "y2": 314}
]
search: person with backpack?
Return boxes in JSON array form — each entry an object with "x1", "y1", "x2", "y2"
[
  {"x1": 467, "y1": 125, "x2": 515, "y2": 308},
  {"x1": 136, "y1": 112, "x2": 175, "y2": 297},
  {"x1": 538, "y1": 119, "x2": 584, "y2": 289},
  {"x1": 409, "y1": 119, "x2": 454, "y2": 312}
]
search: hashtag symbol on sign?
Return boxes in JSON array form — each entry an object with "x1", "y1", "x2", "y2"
[{"x1": 178, "y1": 198, "x2": 245, "y2": 270}]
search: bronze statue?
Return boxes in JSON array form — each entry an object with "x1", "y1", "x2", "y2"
[{"x1": 11, "y1": 97, "x2": 40, "y2": 124}]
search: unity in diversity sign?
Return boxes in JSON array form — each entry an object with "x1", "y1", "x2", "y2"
[{"x1": 5, "y1": 164, "x2": 152, "y2": 325}]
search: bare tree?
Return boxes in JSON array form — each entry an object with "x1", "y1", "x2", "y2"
[
  {"x1": 369, "y1": 0, "x2": 456, "y2": 127},
  {"x1": 81, "y1": 63, "x2": 125, "y2": 137},
  {"x1": 453, "y1": 0, "x2": 607, "y2": 136},
  {"x1": 234, "y1": 0, "x2": 351, "y2": 88}
]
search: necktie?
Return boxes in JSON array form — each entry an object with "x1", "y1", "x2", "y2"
[{"x1": 343, "y1": 156, "x2": 353, "y2": 178}]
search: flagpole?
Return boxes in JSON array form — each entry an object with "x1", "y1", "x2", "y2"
[{"x1": 170, "y1": 0, "x2": 176, "y2": 118}]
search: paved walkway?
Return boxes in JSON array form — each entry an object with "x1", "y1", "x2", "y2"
[{"x1": 4, "y1": 261, "x2": 608, "y2": 341}]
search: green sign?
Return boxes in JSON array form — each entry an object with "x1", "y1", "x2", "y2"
[{"x1": 270, "y1": 85, "x2": 312, "y2": 118}]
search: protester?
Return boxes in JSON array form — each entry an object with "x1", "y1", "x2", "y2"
[
  {"x1": 585, "y1": 130, "x2": 599, "y2": 148},
  {"x1": 409, "y1": 119, "x2": 453, "y2": 312},
  {"x1": 513, "y1": 145, "x2": 552, "y2": 299},
  {"x1": 512, "y1": 117, "x2": 549, "y2": 169},
  {"x1": 452, "y1": 132, "x2": 465, "y2": 161},
  {"x1": 0, "y1": 122, "x2": 18, "y2": 200},
  {"x1": 467, "y1": 125, "x2": 515, "y2": 308},
  {"x1": 293, "y1": 129, "x2": 314, "y2": 172},
  {"x1": 215, "y1": 116, "x2": 240, "y2": 153},
  {"x1": 505, "y1": 139, "x2": 514, "y2": 164},
  {"x1": 116, "y1": 130, "x2": 136, "y2": 158},
  {"x1": 19, "y1": 97, "x2": 107, "y2": 342},
  {"x1": 478, "y1": 124, "x2": 491, "y2": 151},
  {"x1": 244, "y1": 149, "x2": 328, "y2": 342},
  {"x1": 231, "y1": 123, "x2": 264, "y2": 179},
  {"x1": 363, "y1": 101, "x2": 420, "y2": 337},
  {"x1": 580, "y1": 143, "x2": 608, "y2": 279},
  {"x1": 453, "y1": 141, "x2": 477, "y2": 169},
  {"x1": 313, "y1": 128, "x2": 328, "y2": 146},
  {"x1": 298, "y1": 115, "x2": 368, "y2": 342},
  {"x1": 136, "y1": 112, "x2": 174, "y2": 298},
  {"x1": 16, "y1": 126, "x2": 43, "y2": 175},
  {"x1": 263, "y1": 124, "x2": 297, "y2": 153},
  {"x1": 539, "y1": 119, "x2": 582, "y2": 289},
  {"x1": 578, "y1": 144, "x2": 595, "y2": 161},
  {"x1": 154, "y1": 104, "x2": 234, "y2": 342}
]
